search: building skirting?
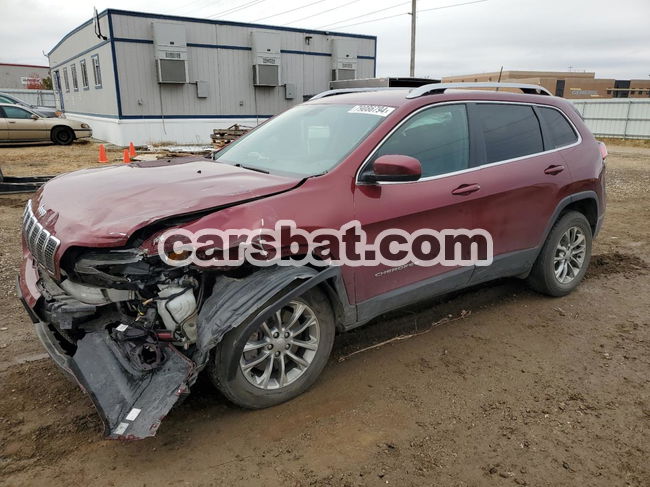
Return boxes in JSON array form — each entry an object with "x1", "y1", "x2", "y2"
[{"x1": 65, "y1": 113, "x2": 267, "y2": 146}]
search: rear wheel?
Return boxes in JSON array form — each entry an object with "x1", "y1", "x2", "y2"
[
  {"x1": 208, "y1": 287, "x2": 335, "y2": 409},
  {"x1": 51, "y1": 126, "x2": 74, "y2": 145},
  {"x1": 527, "y1": 211, "x2": 592, "y2": 296}
]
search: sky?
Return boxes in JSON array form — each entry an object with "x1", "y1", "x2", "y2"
[{"x1": 1, "y1": 0, "x2": 649, "y2": 79}]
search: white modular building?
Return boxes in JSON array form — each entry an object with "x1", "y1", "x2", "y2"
[{"x1": 48, "y1": 9, "x2": 377, "y2": 146}]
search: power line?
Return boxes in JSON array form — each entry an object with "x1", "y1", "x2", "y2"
[
  {"x1": 318, "y1": 1, "x2": 411, "y2": 29},
  {"x1": 207, "y1": 0, "x2": 265, "y2": 19},
  {"x1": 251, "y1": 0, "x2": 327, "y2": 23},
  {"x1": 165, "y1": 0, "x2": 216, "y2": 16},
  {"x1": 284, "y1": 0, "x2": 362, "y2": 26},
  {"x1": 329, "y1": 0, "x2": 488, "y2": 30}
]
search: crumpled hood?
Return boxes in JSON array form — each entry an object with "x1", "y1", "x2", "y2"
[{"x1": 33, "y1": 157, "x2": 301, "y2": 248}]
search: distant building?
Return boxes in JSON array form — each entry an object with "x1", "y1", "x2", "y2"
[
  {"x1": 442, "y1": 70, "x2": 650, "y2": 99},
  {"x1": 0, "y1": 63, "x2": 50, "y2": 89},
  {"x1": 330, "y1": 77, "x2": 439, "y2": 89},
  {"x1": 48, "y1": 9, "x2": 377, "y2": 146}
]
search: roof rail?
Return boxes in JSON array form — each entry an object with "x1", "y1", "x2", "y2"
[
  {"x1": 405, "y1": 82, "x2": 552, "y2": 99},
  {"x1": 310, "y1": 87, "x2": 401, "y2": 100}
]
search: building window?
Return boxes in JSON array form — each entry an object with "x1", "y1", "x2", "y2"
[
  {"x1": 63, "y1": 67, "x2": 70, "y2": 92},
  {"x1": 91, "y1": 54, "x2": 102, "y2": 88},
  {"x1": 79, "y1": 59, "x2": 89, "y2": 90},
  {"x1": 71, "y1": 64, "x2": 79, "y2": 91},
  {"x1": 53, "y1": 70, "x2": 61, "y2": 91}
]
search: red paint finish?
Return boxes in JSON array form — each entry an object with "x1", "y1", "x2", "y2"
[{"x1": 19, "y1": 89, "x2": 605, "y2": 309}]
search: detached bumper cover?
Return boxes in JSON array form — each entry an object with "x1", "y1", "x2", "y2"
[{"x1": 32, "y1": 320, "x2": 194, "y2": 439}]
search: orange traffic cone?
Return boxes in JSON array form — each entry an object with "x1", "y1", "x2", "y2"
[
  {"x1": 98, "y1": 144, "x2": 109, "y2": 163},
  {"x1": 129, "y1": 142, "x2": 137, "y2": 159},
  {"x1": 123, "y1": 149, "x2": 131, "y2": 163}
]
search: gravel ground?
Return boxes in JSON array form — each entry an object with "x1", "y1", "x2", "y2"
[{"x1": 0, "y1": 143, "x2": 648, "y2": 486}]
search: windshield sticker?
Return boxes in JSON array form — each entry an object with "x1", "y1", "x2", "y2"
[{"x1": 348, "y1": 105, "x2": 395, "y2": 117}]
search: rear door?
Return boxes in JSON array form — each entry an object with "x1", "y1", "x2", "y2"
[
  {"x1": 467, "y1": 102, "x2": 575, "y2": 284},
  {"x1": 4, "y1": 105, "x2": 47, "y2": 141}
]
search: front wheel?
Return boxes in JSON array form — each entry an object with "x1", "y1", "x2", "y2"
[
  {"x1": 208, "y1": 288, "x2": 335, "y2": 409},
  {"x1": 51, "y1": 126, "x2": 74, "y2": 145},
  {"x1": 527, "y1": 211, "x2": 592, "y2": 296}
]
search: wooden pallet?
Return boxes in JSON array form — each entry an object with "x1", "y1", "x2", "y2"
[{"x1": 210, "y1": 124, "x2": 252, "y2": 149}]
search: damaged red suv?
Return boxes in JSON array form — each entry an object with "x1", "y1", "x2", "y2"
[{"x1": 18, "y1": 83, "x2": 606, "y2": 439}]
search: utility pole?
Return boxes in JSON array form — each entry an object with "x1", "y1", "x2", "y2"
[{"x1": 409, "y1": 0, "x2": 416, "y2": 77}]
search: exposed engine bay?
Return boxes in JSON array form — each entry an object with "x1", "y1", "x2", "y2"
[{"x1": 26, "y1": 245, "x2": 332, "y2": 439}]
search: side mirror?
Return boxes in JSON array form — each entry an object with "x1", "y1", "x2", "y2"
[
  {"x1": 360, "y1": 154, "x2": 422, "y2": 183},
  {"x1": 30, "y1": 114, "x2": 39, "y2": 120}
]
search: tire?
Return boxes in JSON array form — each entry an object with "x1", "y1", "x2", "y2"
[
  {"x1": 51, "y1": 126, "x2": 74, "y2": 145},
  {"x1": 208, "y1": 287, "x2": 335, "y2": 409},
  {"x1": 527, "y1": 211, "x2": 592, "y2": 297}
]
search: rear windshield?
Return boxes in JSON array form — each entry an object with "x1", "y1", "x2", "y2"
[{"x1": 215, "y1": 104, "x2": 389, "y2": 177}]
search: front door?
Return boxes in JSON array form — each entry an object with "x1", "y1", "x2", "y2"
[
  {"x1": 353, "y1": 103, "x2": 484, "y2": 311},
  {"x1": 4, "y1": 105, "x2": 46, "y2": 141}
]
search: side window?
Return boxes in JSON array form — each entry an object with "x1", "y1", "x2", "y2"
[
  {"x1": 537, "y1": 107, "x2": 578, "y2": 149},
  {"x1": 371, "y1": 104, "x2": 470, "y2": 178},
  {"x1": 474, "y1": 104, "x2": 543, "y2": 163},
  {"x1": 63, "y1": 67, "x2": 70, "y2": 92},
  {"x1": 80, "y1": 59, "x2": 89, "y2": 89},
  {"x1": 91, "y1": 54, "x2": 102, "y2": 88},
  {"x1": 53, "y1": 70, "x2": 61, "y2": 91},
  {"x1": 0, "y1": 95, "x2": 13, "y2": 103},
  {"x1": 71, "y1": 64, "x2": 79, "y2": 91},
  {"x1": 4, "y1": 106, "x2": 34, "y2": 119}
]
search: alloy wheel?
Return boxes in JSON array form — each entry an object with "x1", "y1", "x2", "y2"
[
  {"x1": 553, "y1": 226, "x2": 586, "y2": 284},
  {"x1": 240, "y1": 300, "x2": 320, "y2": 390}
]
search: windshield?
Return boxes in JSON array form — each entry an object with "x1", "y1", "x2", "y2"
[{"x1": 215, "y1": 104, "x2": 390, "y2": 176}]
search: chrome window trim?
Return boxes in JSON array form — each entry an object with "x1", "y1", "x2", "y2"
[{"x1": 355, "y1": 100, "x2": 582, "y2": 186}]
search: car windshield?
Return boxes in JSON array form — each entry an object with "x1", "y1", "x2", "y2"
[{"x1": 215, "y1": 104, "x2": 390, "y2": 177}]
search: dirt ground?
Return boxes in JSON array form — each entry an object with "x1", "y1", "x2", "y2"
[{"x1": 0, "y1": 142, "x2": 648, "y2": 486}]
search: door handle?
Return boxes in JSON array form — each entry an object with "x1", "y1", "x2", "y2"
[
  {"x1": 8, "y1": 121, "x2": 16, "y2": 124},
  {"x1": 451, "y1": 183, "x2": 481, "y2": 196},
  {"x1": 544, "y1": 164, "x2": 565, "y2": 175}
]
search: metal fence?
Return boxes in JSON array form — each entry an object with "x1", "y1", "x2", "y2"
[
  {"x1": 0, "y1": 88, "x2": 58, "y2": 108},
  {"x1": 571, "y1": 98, "x2": 650, "y2": 139}
]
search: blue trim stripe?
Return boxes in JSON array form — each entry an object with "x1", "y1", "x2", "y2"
[
  {"x1": 373, "y1": 38, "x2": 377, "y2": 77},
  {"x1": 113, "y1": 37, "x2": 153, "y2": 45},
  {"x1": 189, "y1": 42, "x2": 251, "y2": 51},
  {"x1": 65, "y1": 112, "x2": 270, "y2": 120},
  {"x1": 107, "y1": 8, "x2": 376, "y2": 41},
  {"x1": 50, "y1": 40, "x2": 109, "y2": 69},
  {"x1": 112, "y1": 39, "x2": 376, "y2": 59},
  {"x1": 108, "y1": 13, "x2": 123, "y2": 118},
  {"x1": 282, "y1": 49, "x2": 329, "y2": 57},
  {"x1": 121, "y1": 114, "x2": 273, "y2": 120}
]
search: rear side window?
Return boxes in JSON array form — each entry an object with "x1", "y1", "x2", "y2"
[
  {"x1": 474, "y1": 104, "x2": 543, "y2": 163},
  {"x1": 538, "y1": 107, "x2": 578, "y2": 148},
  {"x1": 371, "y1": 104, "x2": 470, "y2": 178}
]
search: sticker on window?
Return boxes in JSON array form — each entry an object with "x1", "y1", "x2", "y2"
[{"x1": 348, "y1": 105, "x2": 395, "y2": 117}]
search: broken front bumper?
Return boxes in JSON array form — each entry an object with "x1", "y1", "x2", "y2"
[{"x1": 17, "y1": 255, "x2": 195, "y2": 440}]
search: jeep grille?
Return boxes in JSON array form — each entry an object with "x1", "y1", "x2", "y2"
[{"x1": 23, "y1": 201, "x2": 60, "y2": 274}]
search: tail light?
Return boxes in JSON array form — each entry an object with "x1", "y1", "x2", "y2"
[{"x1": 598, "y1": 141, "x2": 608, "y2": 161}]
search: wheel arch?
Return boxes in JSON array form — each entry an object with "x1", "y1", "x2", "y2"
[
  {"x1": 536, "y1": 191, "x2": 600, "y2": 257},
  {"x1": 195, "y1": 265, "x2": 343, "y2": 378}
]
